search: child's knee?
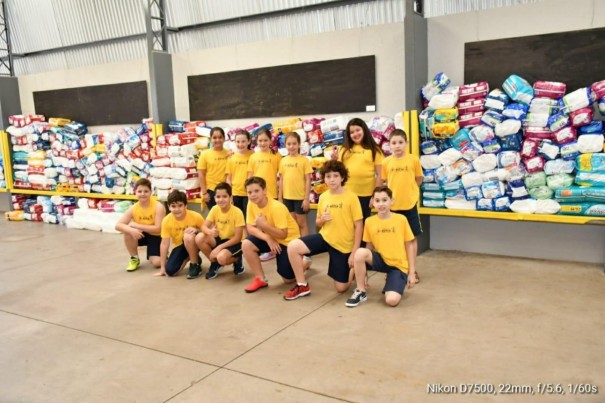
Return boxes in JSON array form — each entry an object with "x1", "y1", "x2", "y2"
[
  {"x1": 288, "y1": 239, "x2": 305, "y2": 255},
  {"x1": 242, "y1": 240, "x2": 256, "y2": 254},
  {"x1": 354, "y1": 248, "x2": 370, "y2": 263},
  {"x1": 194, "y1": 232, "x2": 205, "y2": 246},
  {"x1": 385, "y1": 293, "x2": 401, "y2": 307},
  {"x1": 334, "y1": 281, "x2": 350, "y2": 293},
  {"x1": 149, "y1": 256, "x2": 161, "y2": 268},
  {"x1": 216, "y1": 251, "x2": 231, "y2": 265},
  {"x1": 183, "y1": 232, "x2": 196, "y2": 244}
]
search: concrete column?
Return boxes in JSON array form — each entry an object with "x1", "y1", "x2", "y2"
[{"x1": 148, "y1": 51, "x2": 176, "y2": 128}]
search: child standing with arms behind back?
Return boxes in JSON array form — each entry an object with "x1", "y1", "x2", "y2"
[
  {"x1": 278, "y1": 132, "x2": 312, "y2": 237},
  {"x1": 331, "y1": 118, "x2": 384, "y2": 220},
  {"x1": 197, "y1": 127, "x2": 229, "y2": 210},
  {"x1": 115, "y1": 178, "x2": 166, "y2": 271},
  {"x1": 226, "y1": 129, "x2": 253, "y2": 217},
  {"x1": 381, "y1": 129, "x2": 423, "y2": 283}
]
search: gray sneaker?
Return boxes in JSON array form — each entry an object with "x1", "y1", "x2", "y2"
[{"x1": 345, "y1": 289, "x2": 367, "y2": 307}]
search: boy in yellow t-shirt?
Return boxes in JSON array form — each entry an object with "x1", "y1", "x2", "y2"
[
  {"x1": 242, "y1": 176, "x2": 301, "y2": 293},
  {"x1": 197, "y1": 127, "x2": 229, "y2": 210},
  {"x1": 346, "y1": 186, "x2": 416, "y2": 308},
  {"x1": 115, "y1": 178, "x2": 166, "y2": 271},
  {"x1": 156, "y1": 190, "x2": 205, "y2": 279},
  {"x1": 381, "y1": 129, "x2": 423, "y2": 283},
  {"x1": 286, "y1": 160, "x2": 363, "y2": 300},
  {"x1": 195, "y1": 182, "x2": 246, "y2": 280}
]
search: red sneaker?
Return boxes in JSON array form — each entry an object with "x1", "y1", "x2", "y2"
[
  {"x1": 283, "y1": 283, "x2": 311, "y2": 300},
  {"x1": 245, "y1": 277, "x2": 269, "y2": 293}
]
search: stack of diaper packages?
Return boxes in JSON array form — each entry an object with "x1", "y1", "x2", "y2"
[
  {"x1": 418, "y1": 73, "x2": 605, "y2": 216},
  {"x1": 65, "y1": 197, "x2": 132, "y2": 233}
]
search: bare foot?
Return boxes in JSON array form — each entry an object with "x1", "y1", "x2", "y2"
[{"x1": 154, "y1": 272, "x2": 166, "y2": 277}]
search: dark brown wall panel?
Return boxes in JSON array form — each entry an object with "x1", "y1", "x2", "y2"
[
  {"x1": 188, "y1": 56, "x2": 376, "y2": 120},
  {"x1": 34, "y1": 81, "x2": 149, "y2": 126},
  {"x1": 465, "y1": 27, "x2": 605, "y2": 92}
]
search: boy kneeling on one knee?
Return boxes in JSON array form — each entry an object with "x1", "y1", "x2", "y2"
[{"x1": 346, "y1": 185, "x2": 416, "y2": 308}]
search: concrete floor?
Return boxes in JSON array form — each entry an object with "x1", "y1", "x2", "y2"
[{"x1": 1, "y1": 220, "x2": 604, "y2": 403}]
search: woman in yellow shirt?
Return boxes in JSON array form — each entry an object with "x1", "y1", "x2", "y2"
[{"x1": 331, "y1": 118, "x2": 384, "y2": 220}]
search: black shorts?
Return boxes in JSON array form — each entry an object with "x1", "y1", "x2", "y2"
[
  {"x1": 366, "y1": 251, "x2": 408, "y2": 295},
  {"x1": 244, "y1": 235, "x2": 294, "y2": 280},
  {"x1": 393, "y1": 205, "x2": 422, "y2": 236},
  {"x1": 232, "y1": 196, "x2": 248, "y2": 220},
  {"x1": 283, "y1": 199, "x2": 307, "y2": 215},
  {"x1": 213, "y1": 237, "x2": 243, "y2": 257},
  {"x1": 358, "y1": 195, "x2": 372, "y2": 221},
  {"x1": 138, "y1": 232, "x2": 161, "y2": 259},
  {"x1": 166, "y1": 244, "x2": 190, "y2": 277},
  {"x1": 299, "y1": 233, "x2": 350, "y2": 283},
  {"x1": 206, "y1": 189, "x2": 216, "y2": 210}
]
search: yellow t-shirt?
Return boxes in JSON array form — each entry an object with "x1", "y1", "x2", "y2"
[
  {"x1": 197, "y1": 148, "x2": 229, "y2": 191},
  {"x1": 206, "y1": 205, "x2": 245, "y2": 241},
  {"x1": 248, "y1": 151, "x2": 282, "y2": 199},
  {"x1": 363, "y1": 213, "x2": 415, "y2": 273},
  {"x1": 317, "y1": 189, "x2": 363, "y2": 253},
  {"x1": 226, "y1": 151, "x2": 252, "y2": 197},
  {"x1": 381, "y1": 154, "x2": 423, "y2": 210},
  {"x1": 132, "y1": 199, "x2": 160, "y2": 235},
  {"x1": 278, "y1": 155, "x2": 313, "y2": 200},
  {"x1": 340, "y1": 145, "x2": 384, "y2": 196},
  {"x1": 246, "y1": 198, "x2": 300, "y2": 246},
  {"x1": 160, "y1": 210, "x2": 205, "y2": 247}
]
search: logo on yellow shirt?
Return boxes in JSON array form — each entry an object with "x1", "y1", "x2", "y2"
[
  {"x1": 390, "y1": 166, "x2": 410, "y2": 172},
  {"x1": 325, "y1": 202, "x2": 344, "y2": 209},
  {"x1": 377, "y1": 226, "x2": 396, "y2": 233},
  {"x1": 217, "y1": 218, "x2": 230, "y2": 226},
  {"x1": 283, "y1": 162, "x2": 299, "y2": 168}
]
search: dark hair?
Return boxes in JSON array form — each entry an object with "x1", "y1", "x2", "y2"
[
  {"x1": 372, "y1": 185, "x2": 393, "y2": 198},
  {"x1": 320, "y1": 160, "x2": 349, "y2": 185},
  {"x1": 389, "y1": 129, "x2": 408, "y2": 142},
  {"x1": 245, "y1": 176, "x2": 267, "y2": 189},
  {"x1": 256, "y1": 128, "x2": 276, "y2": 154},
  {"x1": 342, "y1": 118, "x2": 383, "y2": 162},
  {"x1": 134, "y1": 178, "x2": 152, "y2": 191},
  {"x1": 167, "y1": 189, "x2": 187, "y2": 206},
  {"x1": 234, "y1": 129, "x2": 251, "y2": 150},
  {"x1": 211, "y1": 127, "x2": 225, "y2": 139},
  {"x1": 214, "y1": 182, "x2": 232, "y2": 196}
]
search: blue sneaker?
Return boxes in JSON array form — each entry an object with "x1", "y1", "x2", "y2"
[{"x1": 233, "y1": 255, "x2": 245, "y2": 276}]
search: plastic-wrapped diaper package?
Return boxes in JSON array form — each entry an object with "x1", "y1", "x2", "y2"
[
  {"x1": 561, "y1": 87, "x2": 593, "y2": 113},
  {"x1": 535, "y1": 199, "x2": 561, "y2": 214},
  {"x1": 484, "y1": 89, "x2": 509, "y2": 111},
  {"x1": 458, "y1": 99, "x2": 485, "y2": 114},
  {"x1": 560, "y1": 142, "x2": 580, "y2": 161},
  {"x1": 553, "y1": 126, "x2": 577, "y2": 145},
  {"x1": 469, "y1": 125, "x2": 495, "y2": 144},
  {"x1": 438, "y1": 148, "x2": 462, "y2": 166},
  {"x1": 544, "y1": 159, "x2": 575, "y2": 175},
  {"x1": 421, "y1": 140, "x2": 439, "y2": 155},
  {"x1": 481, "y1": 180, "x2": 505, "y2": 199},
  {"x1": 507, "y1": 180, "x2": 529, "y2": 200},
  {"x1": 528, "y1": 186, "x2": 554, "y2": 200},
  {"x1": 502, "y1": 103, "x2": 528, "y2": 120},
  {"x1": 559, "y1": 203, "x2": 605, "y2": 216},
  {"x1": 472, "y1": 153, "x2": 498, "y2": 173},
  {"x1": 459, "y1": 112, "x2": 484, "y2": 128},
  {"x1": 482, "y1": 139, "x2": 501, "y2": 154},
  {"x1": 495, "y1": 119, "x2": 521, "y2": 137},
  {"x1": 578, "y1": 121, "x2": 604, "y2": 135},
  {"x1": 570, "y1": 108, "x2": 593, "y2": 127},
  {"x1": 435, "y1": 165, "x2": 459, "y2": 185},
  {"x1": 533, "y1": 81, "x2": 566, "y2": 99},
  {"x1": 547, "y1": 113, "x2": 570, "y2": 132},
  {"x1": 498, "y1": 151, "x2": 521, "y2": 168},
  {"x1": 445, "y1": 199, "x2": 477, "y2": 210},
  {"x1": 576, "y1": 153, "x2": 605, "y2": 172},
  {"x1": 575, "y1": 171, "x2": 605, "y2": 187},
  {"x1": 525, "y1": 171, "x2": 547, "y2": 189},
  {"x1": 538, "y1": 140, "x2": 560, "y2": 161},
  {"x1": 546, "y1": 173, "x2": 574, "y2": 190},
  {"x1": 429, "y1": 91, "x2": 459, "y2": 110},
  {"x1": 451, "y1": 158, "x2": 473, "y2": 176},
  {"x1": 459, "y1": 82, "x2": 489, "y2": 101},
  {"x1": 421, "y1": 72, "x2": 451, "y2": 102},
  {"x1": 502, "y1": 74, "x2": 534, "y2": 105},
  {"x1": 577, "y1": 134, "x2": 605, "y2": 154},
  {"x1": 510, "y1": 198, "x2": 537, "y2": 214},
  {"x1": 449, "y1": 128, "x2": 472, "y2": 150},
  {"x1": 420, "y1": 154, "x2": 442, "y2": 170},
  {"x1": 480, "y1": 110, "x2": 505, "y2": 128}
]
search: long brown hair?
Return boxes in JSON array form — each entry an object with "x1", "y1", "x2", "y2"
[{"x1": 341, "y1": 117, "x2": 383, "y2": 162}]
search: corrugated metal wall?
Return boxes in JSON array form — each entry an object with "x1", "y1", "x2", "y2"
[{"x1": 6, "y1": 0, "x2": 542, "y2": 76}]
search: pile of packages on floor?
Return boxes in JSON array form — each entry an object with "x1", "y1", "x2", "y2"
[
  {"x1": 0, "y1": 149, "x2": 5, "y2": 188},
  {"x1": 419, "y1": 73, "x2": 605, "y2": 217},
  {"x1": 6, "y1": 193, "x2": 132, "y2": 232}
]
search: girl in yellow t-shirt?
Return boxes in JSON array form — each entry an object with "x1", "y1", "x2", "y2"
[
  {"x1": 331, "y1": 117, "x2": 384, "y2": 220},
  {"x1": 226, "y1": 130, "x2": 252, "y2": 218},
  {"x1": 247, "y1": 128, "x2": 281, "y2": 200},
  {"x1": 278, "y1": 132, "x2": 312, "y2": 236},
  {"x1": 115, "y1": 178, "x2": 166, "y2": 272},
  {"x1": 197, "y1": 127, "x2": 229, "y2": 210}
]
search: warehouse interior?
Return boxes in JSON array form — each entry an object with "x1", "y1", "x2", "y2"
[{"x1": 1, "y1": 0, "x2": 604, "y2": 401}]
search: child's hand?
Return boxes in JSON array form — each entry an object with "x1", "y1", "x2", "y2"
[
  {"x1": 184, "y1": 227, "x2": 198, "y2": 235},
  {"x1": 209, "y1": 249, "x2": 220, "y2": 261},
  {"x1": 154, "y1": 269, "x2": 167, "y2": 277},
  {"x1": 130, "y1": 227, "x2": 144, "y2": 240},
  {"x1": 255, "y1": 213, "x2": 268, "y2": 229},
  {"x1": 330, "y1": 146, "x2": 338, "y2": 161},
  {"x1": 407, "y1": 270, "x2": 416, "y2": 289},
  {"x1": 202, "y1": 193, "x2": 211, "y2": 203},
  {"x1": 266, "y1": 238, "x2": 282, "y2": 254},
  {"x1": 320, "y1": 209, "x2": 332, "y2": 223},
  {"x1": 207, "y1": 221, "x2": 219, "y2": 238},
  {"x1": 302, "y1": 199, "x2": 310, "y2": 212}
]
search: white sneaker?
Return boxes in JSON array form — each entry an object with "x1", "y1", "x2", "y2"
[{"x1": 260, "y1": 252, "x2": 275, "y2": 262}]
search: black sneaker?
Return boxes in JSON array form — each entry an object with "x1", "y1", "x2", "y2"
[
  {"x1": 186, "y1": 262, "x2": 202, "y2": 279},
  {"x1": 345, "y1": 289, "x2": 367, "y2": 307},
  {"x1": 233, "y1": 255, "x2": 245, "y2": 276},
  {"x1": 205, "y1": 262, "x2": 222, "y2": 280}
]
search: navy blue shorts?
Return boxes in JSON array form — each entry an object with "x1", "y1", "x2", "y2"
[
  {"x1": 358, "y1": 195, "x2": 372, "y2": 221},
  {"x1": 393, "y1": 205, "x2": 422, "y2": 237},
  {"x1": 283, "y1": 199, "x2": 307, "y2": 215},
  {"x1": 366, "y1": 251, "x2": 408, "y2": 295},
  {"x1": 244, "y1": 235, "x2": 294, "y2": 280},
  {"x1": 138, "y1": 232, "x2": 161, "y2": 259},
  {"x1": 166, "y1": 244, "x2": 190, "y2": 277},
  {"x1": 205, "y1": 189, "x2": 216, "y2": 210},
  {"x1": 232, "y1": 196, "x2": 248, "y2": 220},
  {"x1": 213, "y1": 237, "x2": 242, "y2": 256},
  {"x1": 299, "y1": 233, "x2": 350, "y2": 283}
]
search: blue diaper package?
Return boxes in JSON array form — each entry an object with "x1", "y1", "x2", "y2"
[
  {"x1": 502, "y1": 103, "x2": 529, "y2": 120},
  {"x1": 503, "y1": 74, "x2": 534, "y2": 105},
  {"x1": 578, "y1": 121, "x2": 604, "y2": 135}
]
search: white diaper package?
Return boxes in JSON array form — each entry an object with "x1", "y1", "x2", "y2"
[{"x1": 472, "y1": 154, "x2": 498, "y2": 173}]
